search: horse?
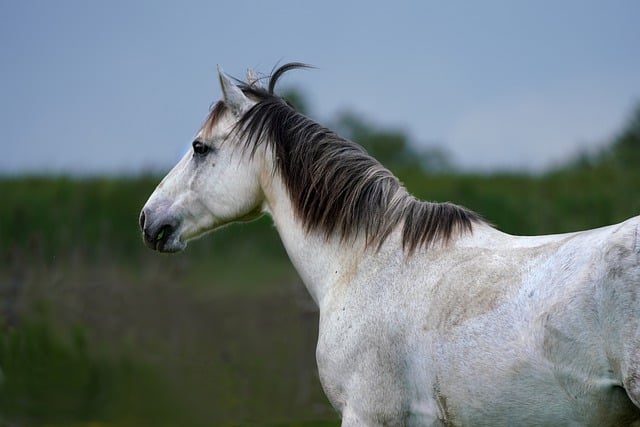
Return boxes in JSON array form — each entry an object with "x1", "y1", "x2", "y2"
[{"x1": 139, "y1": 63, "x2": 640, "y2": 426}]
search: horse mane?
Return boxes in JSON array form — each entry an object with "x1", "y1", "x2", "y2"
[{"x1": 209, "y1": 63, "x2": 484, "y2": 253}]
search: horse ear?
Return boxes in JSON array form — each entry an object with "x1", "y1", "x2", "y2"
[
  {"x1": 217, "y1": 65, "x2": 250, "y2": 116},
  {"x1": 246, "y1": 68, "x2": 262, "y2": 89}
]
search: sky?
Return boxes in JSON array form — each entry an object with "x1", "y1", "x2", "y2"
[{"x1": 1, "y1": 0, "x2": 639, "y2": 174}]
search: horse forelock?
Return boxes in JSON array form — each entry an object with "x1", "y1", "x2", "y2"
[
  {"x1": 200, "y1": 100, "x2": 229, "y2": 139},
  {"x1": 221, "y1": 63, "x2": 485, "y2": 252}
]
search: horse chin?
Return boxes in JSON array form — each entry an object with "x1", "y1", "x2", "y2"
[
  {"x1": 145, "y1": 233, "x2": 186, "y2": 253},
  {"x1": 157, "y1": 239, "x2": 186, "y2": 253}
]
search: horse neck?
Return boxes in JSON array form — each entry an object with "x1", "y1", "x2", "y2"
[{"x1": 259, "y1": 166, "x2": 366, "y2": 307}]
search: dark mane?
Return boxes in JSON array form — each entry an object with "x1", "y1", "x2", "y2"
[{"x1": 226, "y1": 63, "x2": 484, "y2": 252}]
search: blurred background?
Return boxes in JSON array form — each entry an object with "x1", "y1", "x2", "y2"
[{"x1": 1, "y1": 1, "x2": 640, "y2": 426}]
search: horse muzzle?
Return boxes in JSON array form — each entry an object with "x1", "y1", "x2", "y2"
[{"x1": 139, "y1": 209, "x2": 186, "y2": 253}]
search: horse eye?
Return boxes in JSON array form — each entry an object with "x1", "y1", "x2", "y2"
[{"x1": 192, "y1": 140, "x2": 209, "y2": 156}]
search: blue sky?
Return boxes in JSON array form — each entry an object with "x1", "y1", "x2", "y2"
[{"x1": 1, "y1": 1, "x2": 639, "y2": 174}]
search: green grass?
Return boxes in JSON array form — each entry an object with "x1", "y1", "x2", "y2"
[
  {"x1": 0, "y1": 318, "x2": 200, "y2": 427},
  {"x1": 0, "y1": 263, "x2": 337, "y2": 426}
]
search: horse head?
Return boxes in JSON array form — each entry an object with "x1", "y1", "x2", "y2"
[{"x1": 139, "y1": 67, "x2": 265, "y2": 252}]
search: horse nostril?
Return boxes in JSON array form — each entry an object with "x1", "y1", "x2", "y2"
[
  {"x1": 140, "y1": 214, "x2": 181, "y2": 252},
  {"x1": 156, "y1": 223, "x2": 174, "y2": 244},
  {"x1": 139, "y1": 211, "x2": 146, "y2": 231}
]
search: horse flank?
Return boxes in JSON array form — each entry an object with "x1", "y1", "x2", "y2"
[{"x1": 202, "y1": 64, "x2": 484, "y2": 253}]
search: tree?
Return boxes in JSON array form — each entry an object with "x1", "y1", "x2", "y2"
[
  {"x1": 608, "y1": 102, "x2": 640, "y2": 166},
  {"x1": 280, "y1": 88, "x2": 452, "y2": 174},
  {"x1": 333, "y1": 111, "x2": 452, "y2": 174}
]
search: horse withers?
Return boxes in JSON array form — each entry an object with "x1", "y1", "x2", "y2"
[{"x1": 140, "y1": 63, "x2": 640, "y2": 426}]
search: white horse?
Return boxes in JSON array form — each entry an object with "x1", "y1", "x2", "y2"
[{"x1": 140, "y1": 63, "x2": 640, "y2": 426}]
